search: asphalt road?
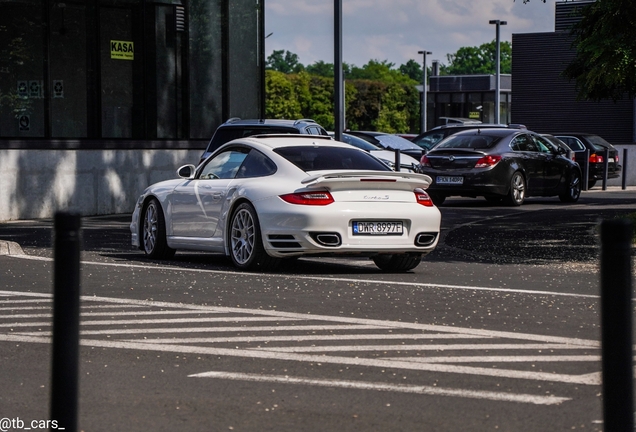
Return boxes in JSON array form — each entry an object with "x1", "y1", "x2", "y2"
[{"x1": 0, "y1": 187, "x2": 634, "y2": 432}]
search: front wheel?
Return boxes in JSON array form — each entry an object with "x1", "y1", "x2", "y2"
[
  {"x1": 142, "y1": 198, "x2": 175, "y2": 259},
  {"x1": 505, "y1": 171, "x2": 526, "y2": 206},
  {"x1": 228, "y1": 202, "x2": 279, "y2": 271},
  {"x1": 559, "y1": 170, "x2": 581, "y2": 203},
  {"x1": 428, "y1": 192, "x2": 446, "y2": 206},
  {"x1": 372, "y1": 254, "x2": 422, "y2": 272}
]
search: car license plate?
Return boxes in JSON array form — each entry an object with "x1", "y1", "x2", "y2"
[
  {"x1": 353, "y1": 221, "x2": 403, "y2": 235},
  {"x1": 609, "y1": 158, "x2": 615, "y2": 163},
  {"x1": 436, "y1": 176, "x2": 463, "y2": 185}
]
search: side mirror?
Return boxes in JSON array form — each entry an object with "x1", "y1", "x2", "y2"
[{"x1": 177, "y1": 164, "x2": 196, "y2": 179}]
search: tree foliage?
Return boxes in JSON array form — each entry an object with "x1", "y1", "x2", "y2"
[
  {"x1": 562, "y1": 0, "x2": 636, "y2": 101},
  {"x1": 266, "y1": 50, "x2": 304, "y2": 74},
  {"x1": 441, "y1": 41, "x2": 511, "y2": 75}
]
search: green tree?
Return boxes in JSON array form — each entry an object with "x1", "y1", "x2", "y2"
[
  {"x1": 264, "y1": 70, "x2": 303, "y2": 118},
  {"x1": 562, "y1": 0, "x2": 636, "y2": 101},
  {"x1": 399, "y1": 59, "x2": 423, "y2": 82},
  {"x1": 441, "y1": 41, "x2": 511, "y2": 75},
  {"x1": 266, "y1": 50, "x2": 304, "y2": 74}
]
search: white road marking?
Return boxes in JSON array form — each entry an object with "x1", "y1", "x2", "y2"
[
  {"x1": 188, "y1": 371, "x2": 571, "y2": 406},
  {"x1": 0, "y1": 310, "x2": 226, "y2": 319},
  {"x1": 256, "y1": 343, "x2": 595, "y2": 353},
  {"x1": 0, "y1": 316, "x2": 300, "y2": 328},
  {"x1": 384, "y1": 355, "x2": 601, "y2": 363},
  {"x1": 5, "y1": 255, "x2": 601, "y2": 299}
]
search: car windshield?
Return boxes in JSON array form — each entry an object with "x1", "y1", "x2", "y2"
[
  {"x1": 436, "y1": 134, "x2": 500, "y2": 150},
  {"x1": 375, "y1": 135, "x2": 422, "y2": 151},
  {"x1": 339, "y1": 134, "x2": 381, "y2": 151},
  {"x1": 274, "y1": 146, "x2": 392, "y2": 172}
]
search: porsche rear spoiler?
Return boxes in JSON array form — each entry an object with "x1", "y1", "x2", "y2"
[{"x1": 301, "y1": 171, "x2": 432, "y2": 190}]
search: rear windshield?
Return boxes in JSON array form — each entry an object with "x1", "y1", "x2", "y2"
[
  {"x1": 274, "y1": 146, "x2": 392, "y2": 172},
  {"x1": 375, "y1": 135, "x2": 422, "y2": 150},
  {"x1": 436, "y1": 134, "x2": 500, "y2": 150},
  {"x1": 586, "y1": 135, "x2": 614, "y2": 149}
]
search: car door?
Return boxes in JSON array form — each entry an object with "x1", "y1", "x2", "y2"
[
  {"x1": 531, "y1": 134, "x2": 565, "y2": 191},
  {"x1": 509, "y1": 134, "x2": 542, "y2": 194},
  {"x1": 171, "y1": 148, "x2": 249, "y2": 238}
]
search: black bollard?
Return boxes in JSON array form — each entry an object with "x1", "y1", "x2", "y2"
[
  {"x1": 600, "y1": 219, "x2": 633, "y2": 432},
  {"x1": 622, "y1": 148, "x2": 628, "y2": 190},
  {"x1": 582, "y1": 149, "x2": 590, "y2": 191},
  {"x1": 602, "y1": 149, "x2": 609, "y2": 191},
  {"x1": 394, "y1": 148, "x2": 401, "y2": 172},
  {"x1": 50, "y1": 212, "x2": 82, "y2": 432}
]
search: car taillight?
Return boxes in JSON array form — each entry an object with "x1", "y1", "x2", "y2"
[
  {"x1": 280, "y1": 191, "x2": 334, "y2": 205},
  {"x1": 414, "y1": 189, "x2": 434, "y2": 207},
  {"x1": 589, "y1": 153, "x2": 604, "y2": 163},
  {"x1": 474, "y1": 155, "x2": 502, "y2": 168},
  {"x1": 616, "y1": 153, "x2": 619, "y2": 163},
  {"x1": 420, "y1": 155, "x2": 431, "y2": 167}
]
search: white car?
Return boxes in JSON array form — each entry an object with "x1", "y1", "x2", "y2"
[{"x1": 130, "y1": 135, "x2": 441, "y2": 272}]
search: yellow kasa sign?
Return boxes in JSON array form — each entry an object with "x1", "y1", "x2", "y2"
[{"x1": 110, "y1": 40, "x2": 134, "y2": 60}]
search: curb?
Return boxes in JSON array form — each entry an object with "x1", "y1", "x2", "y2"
[{"x1": 0, "y1": 240, "x2": 25, "y2": 256}]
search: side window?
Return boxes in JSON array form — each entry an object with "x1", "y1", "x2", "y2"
[
  {"x1": 199, "y1": 148, "x2": 249, "y2": 179},
  {"x1": 532, "y1": 135, "x2": 555, "y2": 154},
  {"x1": 235, "y1": 150, "x2": 277, "y2": 178},
  {"x1": 510, "y1": 134, "x2": 537, "y2": 152}
]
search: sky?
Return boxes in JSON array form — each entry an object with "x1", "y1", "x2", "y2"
[{"x1": 264, "y1": 0, "x2": 559, "y2": 68}]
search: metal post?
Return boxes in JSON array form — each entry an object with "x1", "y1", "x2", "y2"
[
  {"x1": 418, "y1": 50, "x2": 431, "y2": 133},
  {"x1": 394, "y1": 148, "x2": 401, "y2": 172},
  {"x1": 622, "y1": 148, "x2": 628, "y2": 190},
  {"x1": 602, "y1": 149, "x2": 609, "y2": 190},
  {"x1": 582, "y1": 149, "x2": 590, "y2": 191},
  {"x1": 51, "y1": 212, "x2": 82, "y2": 432},
  {"x1": 489, "y1": 20, "x2": 507, "y2": 125},
  {"x1": 333, "y1": 0, "x2": 343, "y2": 142},
  {"x1": 600, "y1": 219, "x2": 634, "y2": 432}
]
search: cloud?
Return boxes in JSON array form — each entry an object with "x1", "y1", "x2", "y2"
[{"x1": 265, "y1": 0, "x2": 557, "y2": 67}]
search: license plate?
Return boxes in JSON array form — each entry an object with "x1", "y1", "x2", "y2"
[
  {"x1": 353, "y1": 221, "x2": 403, "y2": 235},
  {"x1": 436, "y1": 176, "x2": 463, "y2": 185},
  {"x1": 609, "y1": 158, "x2": 615, "y2": 163}
]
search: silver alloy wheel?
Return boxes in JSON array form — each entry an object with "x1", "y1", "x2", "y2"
[
  {"x1": 569, "y1": 173, "x2": 581, "y2": 199},
  {"x1": 143, "y1": 201, "x2": 159, "y2": 254},
  {"x1": 231, "y1": 208, "x2": 255, "y2": 265},
  {"x1": 511, "y1": 172, "x2": 525, "y2": 204}
]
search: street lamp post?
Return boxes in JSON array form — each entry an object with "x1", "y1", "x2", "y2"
[
  {"x1": 418, "y1": 50, "x2": 432, "y2": 133},
  {"x1": 489, "y1": 19, "x2": 507, "y2": 125}
]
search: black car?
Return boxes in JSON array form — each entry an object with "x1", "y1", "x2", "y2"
[
  {"x1": 346, "y1": 131, "x2": 425, "y2": 160},
  {"x1": 419, "y1": 128, "x2": 582, "y2": 206},
  {"x1": 411, "y1": 123, "x2": 527, "y2": 152},
  {"x1": 200, "y1": 118, "x2": 329, "y2": 164},
  {"x1": 551, "y1": 133, "x2": 622, "y2": 189}
]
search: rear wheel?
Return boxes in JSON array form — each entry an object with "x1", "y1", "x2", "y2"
[
  {"x1": 372, "y1": 254, "x2": 422, "y2": 272},
  {"x1": 142, "y1": 198, "x2": 175, "y2": 259},
  {"x1": 228, "y1": 202, "x2": 280, "y2": 271},
  {"x1": 559, "y1": 170, "x2": 581, "y2": 203},
  {"x1": 505, "y1": 171, "x2": 526, "y2": 206}
]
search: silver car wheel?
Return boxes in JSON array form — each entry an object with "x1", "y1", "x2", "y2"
[
  {"x1": 231, "y1": 208, "x2": 255, "y2": 265},
  {"x1": 143, "y1": 201, "x2": 159, "y2": 254},
  {"x1": 510, "y1": 172, "x2": 525, "y2": 205}
]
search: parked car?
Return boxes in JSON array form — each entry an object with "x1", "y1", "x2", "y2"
[
  {"x1": 412, "y1": 123, "x2": 527, "y2": 152},
  {"x1": 132, "y1": 135, "x2": 441, "y2": 272},
  {"x1": 329, "y1": 132, "x2": 420, "y2": 172},
  {"x1": 551, "y1": 133, "x2": 622, "y2": 189},
  {"x1": 541, "y1": 134, "x2": 576, "y2": 162},
  {"x1": 199, "y1": 118, "x2": 329, "y2": 164},
  {"x1": 346, "y1": 131, "x2": 425, "y2": 160},
  {"x1": 419, "y1": 128, "x2": 582, "y2": 206}
]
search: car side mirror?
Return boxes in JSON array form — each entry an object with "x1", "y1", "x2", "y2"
[{"x1": 177, "y1": 164, "x2": 196, "y2": 179}]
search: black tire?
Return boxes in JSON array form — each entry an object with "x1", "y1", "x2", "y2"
[
  {"x1": 428, "y1": 192, "x2": 446, "y2": 206},
  {"x1": 559, "y1": 170, "x2": 582, "y2": 203},
  {"x1": 372, "y1": 254, "x2": 422, "y2": 272},
  {"x1": 142, "y1": 198, "x2": 176, "y2": 259},
  {"x1": 587, "y1": 179, "x2": 596, "y2": 190},
  {"x1": 505, "y1": 171, "x2": 526, "y2": 206},
  {"x1": 228, "y1": 202, "x2": 280, "y2": 271}
]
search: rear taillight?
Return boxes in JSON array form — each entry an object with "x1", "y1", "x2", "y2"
[
  {"x1": 420, "y1": 155, "x2": 431, "y2": 167},
  {"x1": 589, "y1": 153, "x2": 604, "y2": 163},
  {"x1": 616, "y1": 153, "x2": 619, "y2": 163},
  {"x1": 474, "y1": 155, "x2": 502, "y2": 168},
  {"x1": 280, "y1": 191, "x2": 334, "y2": 205},
  {"x1": 414, "y1": 189, "x2": 434, "y2": 207}
]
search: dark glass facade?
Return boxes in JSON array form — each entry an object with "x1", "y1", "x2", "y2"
[{"x1": 0, "y1": 0, "x2": 263, "y2": 143}]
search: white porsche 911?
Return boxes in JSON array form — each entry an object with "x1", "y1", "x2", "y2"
[{"x1": 130, "y1": 135, "x2": 441, "y2": 272}]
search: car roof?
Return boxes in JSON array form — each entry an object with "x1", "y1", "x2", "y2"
[
  {"x1": 448, "y1": 127, "x2": 524, "y2": 137},
  {"x1": 221, "y1": 118, "x2": 323, "y2": 128},
  {"x1": 237, "y1": 134, "x2": 346, "y2": 150}
]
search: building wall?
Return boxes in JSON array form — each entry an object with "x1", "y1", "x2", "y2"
[
  {"x1": 0, "y1": 149, "x2": 201, "y2": 221},
  {"x1": 511, "y1": 32, "x2": 634, "y2": 145}
]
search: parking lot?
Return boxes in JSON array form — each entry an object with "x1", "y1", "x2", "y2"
[{"x1": 0, "y1": 187, "x2": 634, "y2": 431}]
